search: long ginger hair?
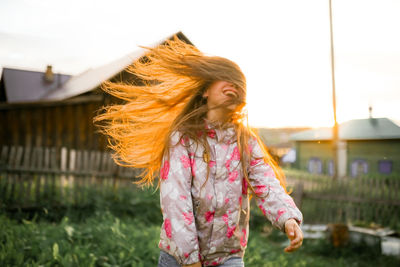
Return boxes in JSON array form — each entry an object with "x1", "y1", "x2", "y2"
[{"x1": 93, "y1": 34, "x2": 289, "y2": 196}]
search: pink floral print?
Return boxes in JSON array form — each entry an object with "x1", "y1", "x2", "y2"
[
  {"x1": 275, "y1": 208, "x2": 287, "y2": 222},
  {"x1": 242, "y1": 178, "x2": 248, "y2": 195},
  {"x1": 228, "y1": 170, "x2": 239, "y2": 183},
  {"x1": 183, "y1": 212, "x2": 194, "y2": 225},
  {"x1": 164, "y1": 218, "x2": 172, "y2": 239},
  {"x1": 254, "y1": 185, "x2": 268, "y2": 195},
  {"x1": 160, "y1": 160, "x2": 169, "y2": 180},
  {"x1": 259, "y1": 204, "x2": 267, "y2": 216},
  {"x1": 230, "y1": 248, "x2": 241, "y2": 254},
  {"x1": 250, "y1": 158, "x2": 262, "y2": 166},
  {"x1": 240, "y1": 229, "x2": 247, "y2": 247},
  {"x1": 205, "y1": 211, "x2": 215, "y2": 222},
  {"x1": 207, "y1": 129, "x2": 216, "y2": 138},
  {"x1": 180, "y1": 155, "x2": 191, "y2": 168},
  {"x1": 158, "y1": 122, "x2": 303, "y2": 266},
  {"x1": 231, "y1": 146, "x2": 240, "y2": 161}
]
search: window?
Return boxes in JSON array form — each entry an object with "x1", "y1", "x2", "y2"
[
  {"x1": 351, "y1": 159, "x2": 368, "y2": 177},
  {"x1": 308, "y1": 157, "x2": 322, "y2": 174},
  {"x1": 378, "y1": 160, "x2": 392, "y2": 174},
  {"x1": 327, "y1": 160, "x2": 334, "y2": 176}
]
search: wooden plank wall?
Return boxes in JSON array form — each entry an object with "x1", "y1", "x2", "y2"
[{"x1": 0, "y1": 99, "x2": 109, "y2": 150}]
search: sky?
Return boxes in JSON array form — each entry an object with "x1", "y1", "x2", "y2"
[{"x1": 0, "y1": 0, "x2": 399, "y2": 128}]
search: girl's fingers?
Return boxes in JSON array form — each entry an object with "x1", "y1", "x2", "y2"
[
  {"x1": 292, "y1": 227, "x2": 303, "y2": 244},
  {"x1": 284, "y1": 238, "x2": 302, "y2": 252},
  {"x1": 285, "y1": 220, "x2": 296, "y2": 239},
  {"x1": 286, "y1": 221, "x2": 299, "y2": 237},
  {"x1": 284, "y1": 226, "x2": 303, "y2": 252}
]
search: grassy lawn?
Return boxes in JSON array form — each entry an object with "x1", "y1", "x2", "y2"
[{"x1": 0, "y1": 187, "x2": 399, "y2": 266}]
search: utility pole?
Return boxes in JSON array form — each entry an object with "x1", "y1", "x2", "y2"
[{"x1": 329, "y1": 0, "x2": 339, "y2": 179}]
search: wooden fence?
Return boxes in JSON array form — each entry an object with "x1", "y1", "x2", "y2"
[
  {"x1": 2, "y1": 146, "x2": 400, "y2": 230},
  {"x1": 0, "y1": 145, "x2": 139, "y2": 210},
  {"x1": 285, "y1": 171, "x2": 400, "y2": 229}
]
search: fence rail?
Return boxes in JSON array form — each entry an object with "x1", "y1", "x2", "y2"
[
  {"x1": 285, "y1": 171, "x2": 400, "y2": 229},
  {"x1": 0, "y1": 145, "x2": 139, "y2": 209}
]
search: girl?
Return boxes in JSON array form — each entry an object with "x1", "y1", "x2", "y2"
[{"x1": 94, "y1": 35, "x2": 303, "y2": 267}]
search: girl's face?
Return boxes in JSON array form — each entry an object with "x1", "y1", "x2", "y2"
[{"x1": 203, "y1": 80, "x2": 240, "y2": 110}]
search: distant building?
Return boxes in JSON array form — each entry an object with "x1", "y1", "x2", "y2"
[
  {"x1": 290, "y1": 117, "x2": 400, "y2": 177},
  {"x1": 256, "y1": 127, "x2": 311, "y2": 165}
]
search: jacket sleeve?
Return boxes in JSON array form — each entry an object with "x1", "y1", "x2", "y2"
[
  {"x1": 159, "y1": 131, "x2": 200, "y2": 265},
  {"x1": 247, "y1": 137, "x2": 303, "y2": 233}
]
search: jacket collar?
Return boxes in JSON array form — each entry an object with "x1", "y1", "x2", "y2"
[{"x1": 203, "y1": 118, "x2": 236, "y2": 143}]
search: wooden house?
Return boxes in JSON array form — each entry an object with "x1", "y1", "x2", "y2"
[
  {"x1": 0, "y1": 32, "x2": 195, "y2": 208},
  {"x1": 290, "y1": 117, "x2": 400, "y2": 177},
  {"x1": 0, "y1": 32, "x2": 193, "y2": 151}
]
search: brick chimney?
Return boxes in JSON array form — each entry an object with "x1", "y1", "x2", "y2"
[
  {"x1": 44, "y1": 65, "x2": 54, "y2": 83},
  {"x1": 369, "y1": 105, "x2": 373, "y2": 118}
]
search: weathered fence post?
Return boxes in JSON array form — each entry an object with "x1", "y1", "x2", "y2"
[{"x1": 292, "y1": 182, "x2": 304, "y2": 210}]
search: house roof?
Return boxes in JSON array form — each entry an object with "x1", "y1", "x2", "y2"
[
  {"x1": 2, "y1": 67, "x2": 72, "y2": 103},
  {"x1": 290, "y1": 117, "x2": 400, "y2": 141},
  {"x1": 256, "y1": 127, "x2": 311, "y2": 146},
  {"x1": 40, "y1": 47, "x2": 147, "y2": 101},
  {"x1": 1, "y1": 31, "x2": 192, "y2": 103}
]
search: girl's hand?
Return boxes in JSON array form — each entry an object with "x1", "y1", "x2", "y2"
[
  {"x1": 284, "y1": 218, "x2": 303, "y2": 252},
  {"x1": 183, "y1": 262, "x2": 202, "y2": 267}
]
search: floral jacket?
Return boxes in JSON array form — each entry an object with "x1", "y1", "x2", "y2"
[{"x1": 158, "y1": 120, "x2": 303, "y2": 266}]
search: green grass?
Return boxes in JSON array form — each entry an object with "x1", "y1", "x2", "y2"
[
  {"x1": 0, "y1": 211, "x2": 160, "y2": 266},
  {"x1": 1, "y1": 211, "x2": 398, "y2": 267}
]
